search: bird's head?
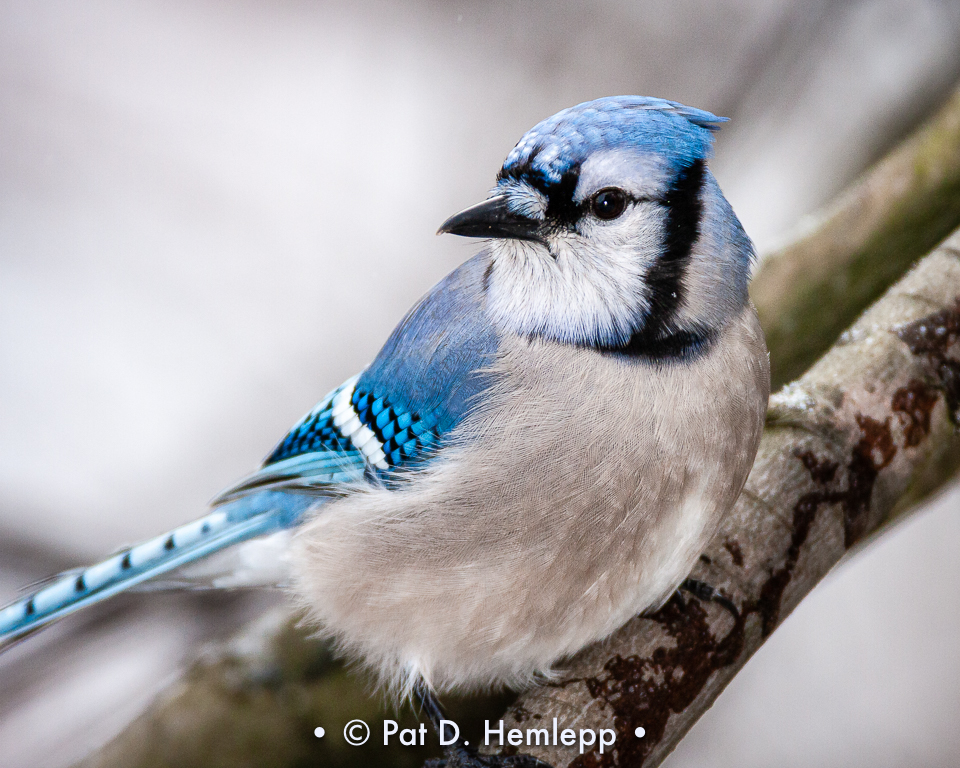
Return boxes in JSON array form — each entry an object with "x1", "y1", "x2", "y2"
[{"x1": 439, "y1": 96, "x2": 754, "y2": 356}]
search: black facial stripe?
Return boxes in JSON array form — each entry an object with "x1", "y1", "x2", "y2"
[
  {"x1": 643, "y1": 159, "x2": 706, "y2": 338},
  {"x1": 499, "y1": 149, "x2": 583, "y2": 229},
  {"x1": 583, "y1": 158, "x2": 708, "y2": 362},
  {"x1": 497, "y1": 142, "x2": 544, "y2": 183},
  {"x1": 542, "y1": 167, "x2": 581, "y2": 227},
  {"x1": 594, "y1": 324, "x2": 717, "y2": 361}
]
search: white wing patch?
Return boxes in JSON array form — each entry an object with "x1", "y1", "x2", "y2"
[{"x1": 331, "y1": 383, "x2": 390, "y2": 471}]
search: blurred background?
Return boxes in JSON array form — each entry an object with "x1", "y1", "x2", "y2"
[{"x1": 1, "y1": 0, "x2": 960, "y2": 766}]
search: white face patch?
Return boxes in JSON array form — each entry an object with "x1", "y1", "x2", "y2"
[
  {"x1": 495, "y1": 178, "x2": 548, "y2": 220},
  {"x1": 574, "y1": 149, "x2": 672, "y2": 204},
  {"x1": 485, "y1": 201, "x2": 668, "y2": 346}
]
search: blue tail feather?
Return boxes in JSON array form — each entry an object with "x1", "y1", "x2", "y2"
[{"x1": 0, "y1": 491, "x2": 315, "y2": 652}]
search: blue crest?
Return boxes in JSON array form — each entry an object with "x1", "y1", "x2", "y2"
[{"x1": 500, "y1": 96, "x2": 726, "y2": 185}]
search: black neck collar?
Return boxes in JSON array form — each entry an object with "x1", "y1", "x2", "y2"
[{"x1": 594, "y1": 324, "x2": 717, "y2": 361}]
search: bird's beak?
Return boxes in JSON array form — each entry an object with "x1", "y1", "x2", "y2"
[{"x1": 437, "y1": 195, "x2": 544, "y2": 243}]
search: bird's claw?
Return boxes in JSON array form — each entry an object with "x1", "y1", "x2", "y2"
[{"x1": 680, "y1": 577, "x2": 739, "y2": 619}]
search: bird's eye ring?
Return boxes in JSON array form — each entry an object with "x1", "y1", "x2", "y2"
[{"x1": 590, "y1": 188, "x2": 628, "y2": 221}]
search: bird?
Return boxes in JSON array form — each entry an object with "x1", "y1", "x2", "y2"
[{"x1": 0, "y1": 96, "x2": 769, "y2": 767}]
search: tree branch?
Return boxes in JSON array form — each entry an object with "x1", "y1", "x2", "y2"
[
  {"x1": 497, "y1": 230, "x2": 960, "y2": 767},
  {"x1": 79, "y1": 230, "x2": 960, "y2": 768},
  {"x1": 751, "y1": 83, "x2": 960, "y2": 388},
  {"x1": 76, "y1": 89, "x2": 960, "y2": 768}
]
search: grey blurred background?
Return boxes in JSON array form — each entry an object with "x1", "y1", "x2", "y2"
[{"x1": 1, "y1": 0, "x2": 960, "y2": 766}]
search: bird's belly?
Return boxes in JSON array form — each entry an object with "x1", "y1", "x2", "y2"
[{"x1": 290, "y1": 307, "x2": 768, "y2": 693}]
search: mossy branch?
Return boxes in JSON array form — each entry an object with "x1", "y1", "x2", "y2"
[
  {"x1": 76, "y1": 87, "x2": 960, "y2": 768},
  {"x1": 80, "y1": 230, "x2": 960, "y2": 768},
  {"x1": 752, "y1": 84, "x2": 960, "y2": 388},
  {"x1": 495, "y1": 230, "x2": 960, "y2": 768}
]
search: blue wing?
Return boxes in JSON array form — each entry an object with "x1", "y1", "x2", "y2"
[
  {"x1": 0, "y1": 253, "x2": 500, "y2": 651},
  {"x1": 217, "y1": 252, "x2": 499, "y2": 500},
  {"x1": 215, "y1": 377, "x2": 368, "y2": 501}
]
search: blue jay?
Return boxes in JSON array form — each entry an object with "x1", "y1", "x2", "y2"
[{"x1": 0, "y1": 96, "x2": 768, "y2": 766}]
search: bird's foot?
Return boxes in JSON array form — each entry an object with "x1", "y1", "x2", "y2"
[
  {"x1": 414, "y1": 681, "x2": 552, "y2": 768},
  {"x1": 424, "y1": 744, "x2": 552, "y2": 768},
  {"x1": 680, "y1": 577, "x2": 739, "y2": 619}
]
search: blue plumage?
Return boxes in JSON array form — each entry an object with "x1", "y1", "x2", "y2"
[
  {"x1": 267, "y1": 404, "x2": 347, "y2": 463},
  {"x1": 355, "y1": 253, "x2": 498, "y2": 436},
  {"x1": 500, "y1": 96, "x2": 724, "y2": 186},
  {"x1": 0, "y1": 492, "x2": 313, "y2": 648},
  {"x1": 0, "y1": 97, "x2": 769, "y2": 752},
  {"x1": 0, "y1": 249, "x2": 503, "y2": 646},
  {"x1": 259, "y1": 253, "x2": 497, "y2": 482}
]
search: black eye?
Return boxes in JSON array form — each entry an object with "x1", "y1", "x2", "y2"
[{"x1": 590, "y1": 188, "x2": 628, "y2": 221}]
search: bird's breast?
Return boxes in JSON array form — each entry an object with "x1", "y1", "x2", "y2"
[{"x1": 290, "y1": 303, "x2": 769, "y2": 692}]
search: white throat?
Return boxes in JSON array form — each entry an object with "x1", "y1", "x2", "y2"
[{"x1": 484, "y1": 217, "x2": 664, "y2": 346}]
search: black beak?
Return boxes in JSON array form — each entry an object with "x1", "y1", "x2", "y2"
[{"x1": 437, "y1": 195, "x2": 544, "y2": 243}]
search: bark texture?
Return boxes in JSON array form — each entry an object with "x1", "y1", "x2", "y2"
[
  {"x1": 78, "y1": 231, "x2": 960, "y2": 768},
  {"x1": 751, "y1": 84, "x2": 960, "y2": 388},
  {"x1": 496, "y1": 230, "x2": 960, "y2": 767},
  {"x1": 75, "y1": 89, "x2": 960, "y2": 768}
]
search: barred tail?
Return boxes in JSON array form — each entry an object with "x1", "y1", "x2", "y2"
[{"x1": 0, "y1": 491, "x2": 314, "y2": 652}]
